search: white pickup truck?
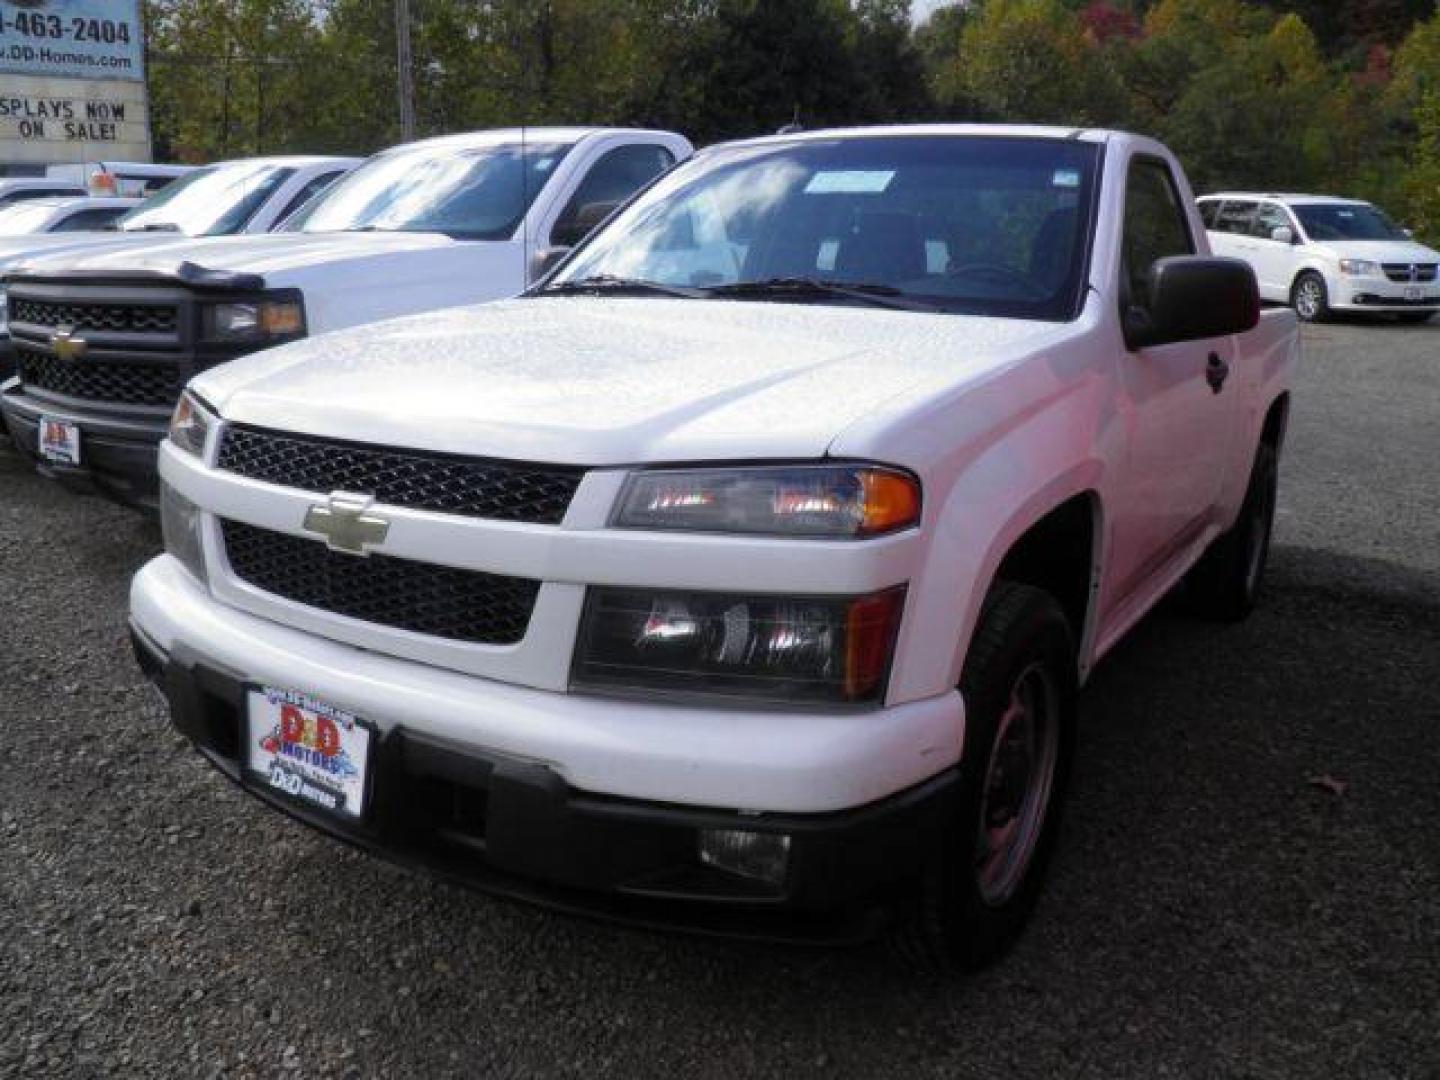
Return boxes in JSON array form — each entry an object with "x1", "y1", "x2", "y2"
[
  {"x1": 130, "y1": 125, "x2": 1297, "y2": 970},
  {"x1": 1, "y1": 128, "x2": 689, "y2": 505}
]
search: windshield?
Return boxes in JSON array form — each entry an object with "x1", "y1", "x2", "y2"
[
  {"x1": 1292, "y1": 202, "x2": 1408, "y2": 242},
  {"x1": 0, "y1": 201, "x2": 58, "y2": 235},
  {"x1": 549, "y1": 135, "x2": 1099, "y2": 320},
  {"x1": 116, "y1": 162, "x2": 294, "y2": 235},
  {"x1": 289, "y1": 141, "x2": 574, "y2": 240}
]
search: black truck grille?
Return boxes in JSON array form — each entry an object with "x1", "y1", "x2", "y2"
[
  {"x1": 221, "y1": 520, "x2": 540, "y2": 645},
  {"x1": 216, "y1": 425, "x2": 584, "y2": 524},
  {"x1": 10, "y1": 298, "x2": 179, "y2": 334},
  {"x1": 1382, "y1": 264, "x2": 1438, "y2": 283},
  {"x1": 16, "y1": 346, "x2": 182, "y2": 408}
]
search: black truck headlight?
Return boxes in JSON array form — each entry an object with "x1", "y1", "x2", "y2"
[
  {"x1": 613, "y1": 465, "x2": 920, "y2": 538},
  {"x1": 168, "y1": 390, "x2": 215, "y2": 457},
  {"x1": 201, "y1": 293, "x2": 305, "y2": 343},
  {"x1": 572, "y1": 586, "x2": 905, "y2": 706}
]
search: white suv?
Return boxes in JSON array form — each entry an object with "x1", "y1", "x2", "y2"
[{"x1": 1198, "y1": 193, "x2": 1440, "y2": 323}]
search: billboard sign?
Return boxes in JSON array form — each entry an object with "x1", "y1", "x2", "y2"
[
  {"x1": 1, "y1": 0, "x2": 144, "y2": 82},
  {"x1": 1, "y1": 0, "x2": 150, "y2": 165}
]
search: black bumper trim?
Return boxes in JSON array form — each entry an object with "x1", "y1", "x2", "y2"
[
  {"x1": 129, "y1": 624, "x2": 957, "y2": 945},
  {"x1": 1, "y1": 383, "x2": 166, "y2": 510}
]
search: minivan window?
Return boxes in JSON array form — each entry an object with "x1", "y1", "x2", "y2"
[
  {"x1": 1291, "y1": 202, "x2": 1407, "y2": 242},
  {"x1": 1211, "y1": 200, "x2": 1258, "y2": 235}
]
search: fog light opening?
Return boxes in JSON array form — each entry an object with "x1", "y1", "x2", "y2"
[{"x1": 698, "y1": 828, "x2": 791, "y2": 886}]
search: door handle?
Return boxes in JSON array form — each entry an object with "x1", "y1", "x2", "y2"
[{"x1": 1206, "y1": 352, "x2": 1230, "y2": 394}]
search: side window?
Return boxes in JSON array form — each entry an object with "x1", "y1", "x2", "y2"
[
  {"x1": 272, "y1": 170, "x2": 345, "y2": 228},
  {"x1": 1199, "y1": 201, "x2": 1221, "y2": 229},
  {"x1": 53, "y1": 207, "x2": 127, "y2": 231},
  {"x1": 1213, "y1": 199, "x2": 1258, "y2": 235},
  {"x1": 1122, "y1": 158, "x2": 1195, "y2": 311},
  {"x1": 552, "y1": 144, "x2": 675, "y2": 247},
  {"x1": 1252, "y1": 203, "x2": 1291, "y2": 241}
]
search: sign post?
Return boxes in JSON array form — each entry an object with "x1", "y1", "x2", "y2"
[{"x1": 0, "y1": 0, "x2": 150, "y2": 168}]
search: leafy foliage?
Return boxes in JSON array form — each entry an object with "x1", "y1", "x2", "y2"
[{"x1": 141, "y1": 0, "x2": 1440, "y2": 242}]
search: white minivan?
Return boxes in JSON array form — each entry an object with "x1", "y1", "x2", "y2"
[{"x1": 1198, "y1": 193, "x2": 1439, "y2": 323}]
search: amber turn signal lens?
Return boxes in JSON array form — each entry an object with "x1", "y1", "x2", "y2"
[{"x1": 858, "y1": 469, "x2": 921, "y2": 535}]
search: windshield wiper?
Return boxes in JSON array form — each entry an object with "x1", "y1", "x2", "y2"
[
  {"x1": 124, "y1": 222, "x2": 181, "y2": 233},
  {"x1": 541, "y1": 274, "x2": 708, "y2": 299},
  {"x1": 706, "y1": 277, "x2": 936, "y2": 312}
]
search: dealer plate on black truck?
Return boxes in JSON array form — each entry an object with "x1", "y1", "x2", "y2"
[{"x1": 245, "y1": 688, "x2": 374, "y2": 820}]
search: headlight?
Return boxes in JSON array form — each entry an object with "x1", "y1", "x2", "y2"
[
  {"x1": 572, "y1": 585, "x2": 905, "y2": 706},
  {"x1": 168, "y1": 390, "x2": 216, "y2": 457},
  {"x1": 613, "y1": 465, "x2": 920, "y2": 538},
  {"x1": 1339, "y1": 259, "x2": 1381, "y2": 277},
  {"x1": 160, "y1": 480, "x2": 207, "y2": 585},
  {"x1": 201, "y1": 293, "x2": 305, "y2": 343}
]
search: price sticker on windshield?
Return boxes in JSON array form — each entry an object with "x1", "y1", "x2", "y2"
[{"x1": 805, "y1": 170, "x2": 895, "y2": 194}]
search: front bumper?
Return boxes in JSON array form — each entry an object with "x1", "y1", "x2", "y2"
[
  {"x1": 1335, "y1": 280, "x2": 1440, "y2": 311},
  {"x1": 1, "y1": 383, "x2": 165, "y2": 509},
  {"x1": 131, "y1": 612, "x2": 959, "y2": 944}
]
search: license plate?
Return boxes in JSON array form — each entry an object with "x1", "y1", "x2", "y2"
[
  {"x1": 245, "y1": 688, "x2": 373, "y2": 819},
  {"x1": 1405, "y1": 287, "x2": 1424, "y2": 301},
  {"x1": 38, "y1": 416, "x2": 81, "y2": 465}
]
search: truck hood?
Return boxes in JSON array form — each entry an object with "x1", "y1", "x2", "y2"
[
  {"x1": 30, "y1": 229, "x2": 473, "y2": 280},
  {"x1": 193, "y1": 297, "x2": 1076, "y2": 464},
  {"x1": 0, "y1": 230, "x2": 189, "y2": 271},
  {"x1": 1309, "y1": 239, "x2": 1440, "y2": 264}
]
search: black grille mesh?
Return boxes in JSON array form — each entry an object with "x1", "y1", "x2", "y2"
[
  {"x1": 217, "y1": 425, "x2": 583, "y2": 524},
  {"x1": 1382, "y1": 264, "x2": 1438, "y2": 283},
  {"x1": 10, "y1": 298, "x2": 178, "y2": 335},
  {"x1": 221, "y1": 520, "x2": 540, "y2": 645},
  {"x1": 16, "y1": 346, "x2": 182, "y2": 407}
]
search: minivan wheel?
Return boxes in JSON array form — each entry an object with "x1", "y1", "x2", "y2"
[
  {"x1": 1187, "y1": 440, "x2": 1278, "y2": 622},
  {"x1": 1292, "y1": 272, "x2": 1330, "y2": 323},
  {"x1": 890, "y1": 581, "x2": 1076, "y2": 973}
]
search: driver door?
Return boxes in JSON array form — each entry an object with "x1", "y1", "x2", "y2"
[{"x1": 1104, "y1": 156, "x2": 1243, "y2": 620}]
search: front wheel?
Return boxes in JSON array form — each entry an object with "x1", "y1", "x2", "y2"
[
  {"x1": 1291, "y1": 272, "x2": 1331, "y2": 323},
  {"x1": 891, "y1": 582, "x2": 1076, "y2": 973}
]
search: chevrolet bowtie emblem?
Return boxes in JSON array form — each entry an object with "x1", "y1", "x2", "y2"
[
  {"x1": 303, "y1": 492, "x2": 390, "y2": 556},
  {"x1": 50, "y1": 325, "x2": 88, "y2": 362}
]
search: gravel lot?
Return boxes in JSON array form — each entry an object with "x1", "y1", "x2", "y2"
[{"x1": 1, "y1": 320, "x2": 1437, "y2": 1079}]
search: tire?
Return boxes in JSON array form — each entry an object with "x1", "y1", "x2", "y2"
[
  {"x1": 1395, "y1": 312, "x2": 1435, "y2": 325},
  {"x1": 1291, "y1": 271, "x2": 1330, "y2": 323},
  {"x1": 890, "y1": 581, "x2": 1076, "y2": 973},
  {"x1": 1187, "y1": 440, "x2": 1278, "y2": 622}
]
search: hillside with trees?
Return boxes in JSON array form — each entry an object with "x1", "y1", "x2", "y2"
[{"x1": 142, "y1": 0, "x2": 1440, "y2": 241}]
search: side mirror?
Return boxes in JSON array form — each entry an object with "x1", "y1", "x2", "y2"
[
  {"x1": 1124, "y1": 256, "x2": 1260, "y2": 350},
  {"x1": 1270, "y1": 226, "x2": 1294, "y2": 245},
  {"x1": 551, "y1": 199, "x2": 622, "y2": 249},
  {"x1": 529, "y1": 245, "x2": 571, "y2": 282}
]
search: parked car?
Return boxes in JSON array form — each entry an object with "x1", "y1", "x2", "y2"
[
  {"x1": 129, "y1": 124, "x2": 1298, "y2": 970},
  {"x1": 0, "y1": 156, "x2": 359, "y2": 382},
  {"x1": 0, "y1": 177, "x2": 88, "y2": 206},
  {"x1": 44, "y1": 161, "x2": 196, "y2": 197},
  {"x1": 1, "y1": 128, "x2": 691, "y2": 506},
  {"x1": 0, "y1": 196, "x2": 140, "y2": 235},
  {"x1": 1198, "y1": 193, "x2": 1440, "y2": 323}
]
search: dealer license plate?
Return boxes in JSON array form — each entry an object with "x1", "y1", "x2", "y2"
[
  {"x1": 1405, "y1": 286, "x2": 1424, "y2": 301},
  {"x1": 245, "y1": 687, "x2": 373, "y2": 819},
  {"x1": 38, "y1": 416, "x2": 81, "y2": 465}
]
